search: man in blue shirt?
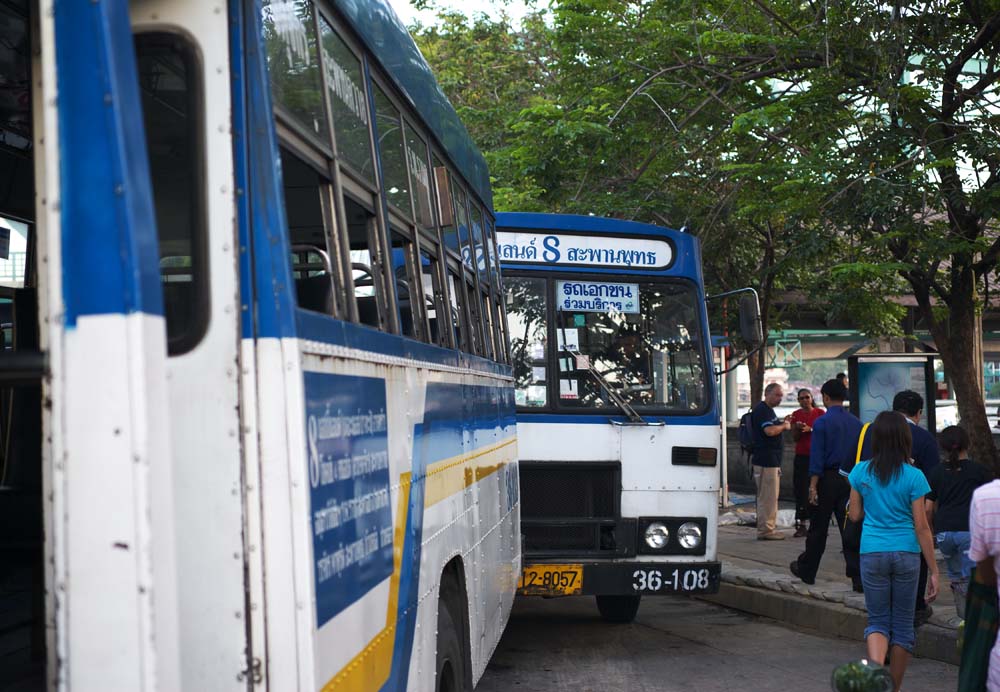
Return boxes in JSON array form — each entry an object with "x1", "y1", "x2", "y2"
[
  {"x1": 751, "y1": 383, "x2": 792, "y2": 540},
  {"x1": 790, "y1": 379, "x2": 861, "y2": 584}
]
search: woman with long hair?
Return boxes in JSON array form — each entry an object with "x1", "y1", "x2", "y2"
[
  {"x1": 847, "y1": 411, "x2": 939, "y2": 692},
  {"x1": 925, "y1": 425, "x2": 990, "y2": 618}
]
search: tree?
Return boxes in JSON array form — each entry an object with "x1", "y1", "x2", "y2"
[{"x1": 408, "y1": 5, "x2": 557, "y2": 210}]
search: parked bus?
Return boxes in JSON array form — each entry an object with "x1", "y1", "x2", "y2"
[
  {"x1": 0, "y1": 1, "x2": 518, "y2": 690},
  {"x1": 497, "y1": 212, "x2": 728, "y2": 623}
]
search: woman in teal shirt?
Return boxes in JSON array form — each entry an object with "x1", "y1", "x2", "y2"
[{"x1": 847, "y1": 411, "x2": 939, "y2": 692}]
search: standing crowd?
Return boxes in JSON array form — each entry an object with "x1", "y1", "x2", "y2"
[{"x1": 747, "y1": 376, "x2": 998, "y2": 691}]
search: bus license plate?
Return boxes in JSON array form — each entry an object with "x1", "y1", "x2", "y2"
[{"x1": 518, "y1": 564, "x2": 584, "y2": 596}]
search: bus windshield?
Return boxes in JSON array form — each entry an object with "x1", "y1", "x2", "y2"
[{"x1": 509, "y1": 277, "x2": 708, "y2": 413}]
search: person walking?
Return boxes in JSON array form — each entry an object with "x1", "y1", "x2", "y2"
[
  {"x1": 790, "y1": 379, "x2": 861, "y2": 584},
  {"x1": 925, "y1": 425, "x2": 991, "y2": 618},
  {"x1": 847, "y1": 411, "x2": 939, "y2": 692},
  {"x1": 968, "y1": 478, "x2": 1000, "y2": 690},
  {"x1": 790, "y1": 388, "x2": 824, "y2": 538},
  {"x1": 751, "y1": 382, "x2": 791, "y2": 540}
]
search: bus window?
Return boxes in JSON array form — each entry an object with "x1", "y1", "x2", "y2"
[
  {"x1": 418, "y1": 247, "x2": 446, "y2": 347},
  {"x1": 466, "y1": 276, "x2": 486, "y2": 357},
  {"x1": 433, "y1": 156, "x2": 458, "y2": 254},
  {"x1": 372, "y1": 86, "x2": 411, "y2": 217},
  {"x1": 279, "y1": 149, "x2": 335, "y2": 315},
  {"x1": 506, "y1": 277, "x2": 547, "y2": 407},
  {"x1": 261, "y1": 0, "x2": 328, "y2": 143},
  {"x1": 135, "y1": 33, "x2": 207, "y2": 356},
  {"x1": 469, "y1": 203, "x2": 488, "y2": 284},
  {"x1": 318, "y1": 15, "x2": 373, "y2": 181},
  {"x1": 405, "y1": 125, "x2": 434, "y2": 229},
  {"x1": 452, "y1": 181, "x2": 474, "y2": 272},
  {"x1": 556, "y1": 281, "x2": 708, "y2": 412},
  {"x1": 445, "y1": 266, "x2": 467, "y2": 351},
  {"x1": 389, "y1": 230, "x2": 419, "y2": 339},
  {"x1": 345, "y1": 196, "x2": 385, "y2": 330},
  {"x1": 486, "y1": 218, "x2": 502, "y2": 294}
]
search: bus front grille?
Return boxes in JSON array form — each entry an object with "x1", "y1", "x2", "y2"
[
  {"x1": 519, "y1": 462, "x2": 619, "y2": 519},
  {"x1": 519, "y1": 462, "x2": 633, "y2": 557}
]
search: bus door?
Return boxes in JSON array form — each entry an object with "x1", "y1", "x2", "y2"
[
  {"x1": 130, "y1": 2, "x2": 253, "y2": 689},
  {"x1": 0, "y1": 0, "x2": 189, "y2": 688}
]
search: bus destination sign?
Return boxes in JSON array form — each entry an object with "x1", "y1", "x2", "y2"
[
  {"x1": 556, "y1": 280, "x2": 640, "y2": 314},
  {"x1": 496, "y1": 231, "x2": 674, "y2": 269}
]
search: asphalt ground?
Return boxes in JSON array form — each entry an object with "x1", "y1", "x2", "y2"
[{"x1": 478, "y1": 595, "x2": 959, "y2": 692}]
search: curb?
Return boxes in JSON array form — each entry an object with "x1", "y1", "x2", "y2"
[{"x1": 700, "y1": 582, "x2": 960, "y2": 666}]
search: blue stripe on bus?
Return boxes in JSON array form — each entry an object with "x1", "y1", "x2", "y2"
[
  {"x1": 333, "y1": 0, "x2": 492, "y2": 210},
  {"x1": 243, "y1": 0, "x2": 298, "y2": 340},
  {"x1": 295, "y1": 308, "x2": 513, "y2": 379},
  {"x1": 55, "y1": 0, "x2": 163, "y2": 326},
  {"x1": 382, "y1": 380, "x2": 515, "y2": 690},
  {"x1": 229, "y1": 0, "x2": 255, "y2": 341}
]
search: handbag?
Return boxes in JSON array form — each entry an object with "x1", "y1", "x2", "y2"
[
  {"x1": 842, "y1": 423, "x2": 870, "y2": 553},
  {"x1": 958, "y1": 564, "x2": 999, "y2": 691}
]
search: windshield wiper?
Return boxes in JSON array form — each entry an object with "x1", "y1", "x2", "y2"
[{"x1": 558, "y1": 324, "x2": 646, "y2": 424}]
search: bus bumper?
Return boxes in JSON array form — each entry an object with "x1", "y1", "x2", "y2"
[{"x1": 518, "y1": 560, "x2": 721, "y2": 597}]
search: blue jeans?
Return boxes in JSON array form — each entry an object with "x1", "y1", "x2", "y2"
[
  {"x1": 936, "y1": 531, "x2": 974, "y2": 582},
  {"x1": 860, "y1": 551, "x2": 921, "y2": 652}
]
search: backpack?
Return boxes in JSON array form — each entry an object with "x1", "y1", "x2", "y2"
[{"x1": 738, "y1": 409, "x2": 756, "y2": 455}]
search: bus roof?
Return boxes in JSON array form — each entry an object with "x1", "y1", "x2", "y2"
[
  {"x1": 333, "y1": 0, "x2": 493, "y2": 211},
  {"x1": 496, "y1": 212, "x2": 683, "y2": 237}
]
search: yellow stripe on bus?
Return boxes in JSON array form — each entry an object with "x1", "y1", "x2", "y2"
[
  {"x1": 423, "y1": 437, "x2": 517, "y2": 508},
  {"x1": 321, "y1": 472, "x2": 411, "y2": 692},
  {"x1": 320, "y1": 437, "x2": 516, "y2": 691}
]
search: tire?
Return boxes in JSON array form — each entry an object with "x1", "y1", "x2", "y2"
[
  {"x1": 595, "y1": 594, "x2": 641, "y2": 623},
  {"x1": 435, "y1": 588, "x2": 466, "y2": 692}
]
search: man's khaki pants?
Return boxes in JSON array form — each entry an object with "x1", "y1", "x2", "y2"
[{"x1": 754, "y1": 466, "x2": 780, "y2": 536}]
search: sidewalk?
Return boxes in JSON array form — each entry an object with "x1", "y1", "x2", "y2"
[{"x1": 702, "y1": 518, "x2": 962, "y2": 665}]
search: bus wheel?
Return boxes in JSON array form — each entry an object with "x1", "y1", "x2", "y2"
[
  {"x1": 596, "y1": 594, "x2": 641, "y2": 623},
  {"x1": 436, "y1": 585, "x2": 466, "y2": 692}
]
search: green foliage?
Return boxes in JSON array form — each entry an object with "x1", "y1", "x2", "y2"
[{"x1": 408, "y1": 0, "x2": 1000, "y2": 442}]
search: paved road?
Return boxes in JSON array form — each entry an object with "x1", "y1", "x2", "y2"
[{"x1": 478, "y1": 595, "x2": 958, "y2": 691}]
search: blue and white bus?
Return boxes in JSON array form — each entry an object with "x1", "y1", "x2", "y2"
[
  {"x1": 497, "y1": 212, "x2": 723, "y2": 623},
  {"x1": 1, "y1": 1, "x2": 518, "y2": 690}
]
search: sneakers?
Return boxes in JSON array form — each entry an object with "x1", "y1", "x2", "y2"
[
  {"x1": 794, "y1": 523, "x2": 808, "y2": 538},
  {"x1": 790, "y1": 560, "x2": 815, "y2": 585},
  {"x1": 757, "y1": 532, "x2": 786, "y2": 541}
]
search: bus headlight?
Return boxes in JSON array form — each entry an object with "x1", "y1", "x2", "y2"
[
  {"x1": 677, "y1": 522, "x2": 703, "y2": 550},
  {"x1": 644, "y1": 522, "x2": 670, "y2": 549}
]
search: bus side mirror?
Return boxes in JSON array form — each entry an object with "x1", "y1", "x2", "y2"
[{"x1": 739, "y1": 294, "x2": 762, "y2": 346}]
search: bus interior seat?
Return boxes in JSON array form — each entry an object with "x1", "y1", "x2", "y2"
[
  {"x1": 294, "y1": 273, "x2": 334, "y2": 314},
  {"x1": 162, "y1": 280, "x2": 195, "y2": 339},
  {"x1": 356, "y1": 295, "x2": 380, "y2": 328}
]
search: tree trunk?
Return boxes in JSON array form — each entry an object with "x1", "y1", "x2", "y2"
[{"x1": 922, "y1": 292, "x2": 1000, "y2": 475}]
